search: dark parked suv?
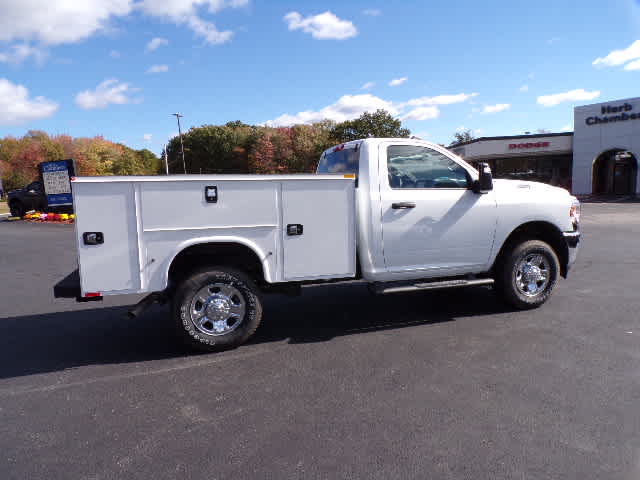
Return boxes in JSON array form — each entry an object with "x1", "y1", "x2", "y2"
[{"x1": 8, "y1": 181, "x2": 47, "y2": 217}]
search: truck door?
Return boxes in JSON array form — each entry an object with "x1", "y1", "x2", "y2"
[{"x1": 378, "y1": 142, "x2": 497, "y2": 276}]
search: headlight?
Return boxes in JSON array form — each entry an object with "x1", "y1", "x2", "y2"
[{"x1": 570, "y1": 197, "x2": 580, "y2": 229}]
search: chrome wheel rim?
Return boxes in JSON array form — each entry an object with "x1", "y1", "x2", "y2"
[
  {"x1": 515, "y1": 253, "x2": 549, "y2": 297},
  {"x1": 189, "y1": 283, "x2": 246, "y2": 336}
]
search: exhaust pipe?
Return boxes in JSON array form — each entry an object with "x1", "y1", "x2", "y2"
[{"x1": 128, "y1": 292, "x2": 166, "y2": 319}]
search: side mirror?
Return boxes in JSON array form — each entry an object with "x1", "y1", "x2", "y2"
[{"x1": 472, "y1": 162, "x2": 493, "y2": 194}]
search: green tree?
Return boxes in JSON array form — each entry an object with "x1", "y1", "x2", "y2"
[
  {"x1": 136, "y1": 148, "x2": 163, "y2": 174},
  {"x1": 451, "y1": 129, "x2": 475, "y2": 146},
  {"x1": 330, "y1": 110, "x2": 410, "y2": 143},
  {"x1": 167, "y1": 122, "x2": 257, "y2": 174}
]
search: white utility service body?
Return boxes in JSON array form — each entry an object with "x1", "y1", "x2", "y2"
[
  {"x1": 71, "y1": 175, "x2": 356, "y2": 296},
  {"x1": 56, "y1": 138, "x2": 580, "y2": 351}
]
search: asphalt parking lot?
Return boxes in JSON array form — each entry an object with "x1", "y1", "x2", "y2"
[{"x1": 1, "y1": 202, "x2": 639, "y2": 480}]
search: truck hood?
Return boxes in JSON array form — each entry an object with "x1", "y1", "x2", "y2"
[{"x1": 492, "y1": 178, "x2": 572, "y2": 201}]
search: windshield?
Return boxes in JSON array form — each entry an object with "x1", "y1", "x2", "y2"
[{"x1": 317, "y1": 146, "x2": 359, "y2": 174}]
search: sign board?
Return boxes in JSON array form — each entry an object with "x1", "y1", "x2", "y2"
[
  {"x1": 508, "y1": 141, "x2": 550, "y2": 150},
  {"x1": 39, "y1": 159, "x2": 75, "y2": 207}
]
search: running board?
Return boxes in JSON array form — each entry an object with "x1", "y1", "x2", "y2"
[{"x1": 372, "y1": 278, "x2": 494, "y2": 295}]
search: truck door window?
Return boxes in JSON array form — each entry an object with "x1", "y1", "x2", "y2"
[{"x1": 387, "y1": 145, "x2": 469, "y2": 189}]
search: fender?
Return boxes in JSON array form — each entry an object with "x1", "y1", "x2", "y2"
[{"x1": 163, "y1": 235, "x2": 276, "y2": 288}]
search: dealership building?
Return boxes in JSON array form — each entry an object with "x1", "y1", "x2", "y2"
[{"x1": 450, "y1": 96, "x2": 640, "y2": 196}]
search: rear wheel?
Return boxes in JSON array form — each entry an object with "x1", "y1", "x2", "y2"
[
  {"x1": 172, "y1": 267, "x2": 263, "y2": 352},
  {"x1": 496, "y1": 239, "x2": 559, "y2": 310},
  {"x1": 9, "y1": 201, "x2": 24, "y2": 218}
]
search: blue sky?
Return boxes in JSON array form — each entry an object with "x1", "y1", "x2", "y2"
[{"x1": 2, "y1": 0, "x2": 640, "y2": 155}]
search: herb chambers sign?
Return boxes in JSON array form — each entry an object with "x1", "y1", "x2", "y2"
[{"x1": 585, "y1": 102, "x2": 639, "y2": 126}]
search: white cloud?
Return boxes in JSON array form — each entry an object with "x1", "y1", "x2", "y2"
[
  {"x1": 593, "y1": 40, "x2": 640, "y2": 67},
  {"x1": 0, "y1": 43, "x2": 46, "y2": 64},
  {"x1": 389, "y1": 77, "x2": 408, "y2": 87},
  {"x1": 266, "y1": 91, "x2": 480, "y2": 126},
  {"x1": 138, "y1": 0, "x2": 247, "y2": 45},
  {"x1": 143, "y1": 133, "x2": 152, "y2": 141},
  {"x1": 0, "y1": 0, "x2": 245, "y2": 61},
  {"x1": 147, "y1": 64, "x2": 169, "y2": 73},
  {"x1": 401, "y1": 106, "x2": 440, "y2": 121},
  {"x1": 519, "y1": 84, "x2": 529, "y2": 92},
  {"x1": 146, "y1": 37, "x2": 168, "y2": 52},
  {"x1": 482, "y1": 103, "x2": 510, "y2": 114},
  {"x1": 0, "y1": 78, "x2": 58, "y2": 125},
  {"x1": 363, "y1": 9, "x2": 381, "y2": 16},
  {"x1": 537, "y1": 89, "x2": 600, "y2": 107},
  {"x1": 0, "y1": 0, "x2": 132, "y2": 46},
  {"x1": 139, "y1": 0, "x2": 248, "y2": 18},
  {"x1": 560, "y1": 124, "x2": 573, "y2": 132},
  {"x1": 109, "y1": 50, "x2": 121, "y2": 58},
  {"x1": 284, "y1": 11, "x2": 357, "y2": 40},
  {"x1": 185, "y1": 15, "x2": 233, "y2": 44},
  {"x1": 75, "y1": 79, "x2": 139, "y2": 109},
  {"x1": 403, "y1": 92, "x2": 478, "y2": 107},
  {"x1": 624, "y1": 58, "x2": 640, "y2": 71},
  {"x1": 361, "y1": 81, "x2": 375, "y2": 90},
  {"x1": 265, "y1": 94, "x2": 397, "y2": 126}
]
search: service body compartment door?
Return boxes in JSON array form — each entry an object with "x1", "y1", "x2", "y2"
[
  {"x1": 73, "y1": 181, "x2": 141, "y2": 294},
  {"x1": 281, "y1": 179, "x2": 356, "y2": 281}
]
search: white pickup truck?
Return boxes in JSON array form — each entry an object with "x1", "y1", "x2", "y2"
[{"x1": 54, "y1": 138, "x2": 581, "y2": 351}]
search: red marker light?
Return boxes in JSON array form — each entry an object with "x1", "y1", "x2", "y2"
[
  {"x1": 333, "y1": 144, "x2": 345, "y2": 152},
  {"x1": 85, "y1": 292, "x2": 101, "y2": 297}
]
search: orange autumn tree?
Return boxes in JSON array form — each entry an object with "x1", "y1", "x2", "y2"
[{"x1": 0, "y1": 132, "x2": 162, "y2": 191}]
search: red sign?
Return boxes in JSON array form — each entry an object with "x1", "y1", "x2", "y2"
[{"x1": 509, "y1": 141, "x2": 550, "y2": 150}]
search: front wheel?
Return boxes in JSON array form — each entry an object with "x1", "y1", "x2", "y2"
[
  {"x1": 9, "y1": 201, "x2": 24, "y2": 218},
  {"x1": 172, "y1": 267, "x2": 263, "y2": 352},
  {"x1": 496, "y1": 240, "x2": 559, "y2": 310}
]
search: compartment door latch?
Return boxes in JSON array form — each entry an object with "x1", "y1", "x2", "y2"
[
  {"x1": 83, "y1": 232, "x2": 104, "y2": 245},
  {"x1": 286, "y1": 224, "x2": 303, "y2": 236}
]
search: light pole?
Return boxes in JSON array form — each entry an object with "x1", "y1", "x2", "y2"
[
  {"x1": 162, "y1": 144, "x2": 169, "y2": 175},
  {"x1": 172, "y1": 113, "x2": 186, "y2": 174}
]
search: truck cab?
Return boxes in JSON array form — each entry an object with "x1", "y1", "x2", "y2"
[{"x1": 318, "y1": 138, "x2": 579, "y2": 285}]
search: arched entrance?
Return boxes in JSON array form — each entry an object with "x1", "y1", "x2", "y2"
[{"x1": 592, "y1": 149, "x2": 638, "y2": 195}]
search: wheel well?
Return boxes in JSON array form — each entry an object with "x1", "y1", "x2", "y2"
[
  {"x1": 167, "y1": 243, "x2": 265, "y2": 287},
  {"x1": 493, "y1": 221, "x2": 569, "y2": 278}
]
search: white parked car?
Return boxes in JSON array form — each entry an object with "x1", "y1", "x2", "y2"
[{"x1": 54, "y1": 138, "x2": 581, "y2": 351}]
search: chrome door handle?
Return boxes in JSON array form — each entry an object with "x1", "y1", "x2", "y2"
[{"x1": 392, "y1": 202, "x2": 416, "y2": 209}]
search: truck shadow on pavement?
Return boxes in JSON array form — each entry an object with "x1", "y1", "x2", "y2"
[{"x1": 0, "y1": 284, "x2": 513, "y2": 380}]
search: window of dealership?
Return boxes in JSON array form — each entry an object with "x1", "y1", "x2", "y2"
[{"x1": 449, "y1": 96, "x2": 640, "y2": 196}]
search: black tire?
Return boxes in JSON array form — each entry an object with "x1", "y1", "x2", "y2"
[
  {"x1": 496, "y1": 239, "x2": 559, "y2": 310},
  {"x1": 172, "y1": 267, "x2": 263, "y2": 352},
  {"x1": 9, "y1": 201, "x2": 24, "y2": 218}
]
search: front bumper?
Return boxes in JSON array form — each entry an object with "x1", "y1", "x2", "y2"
[{"x1": 563, "y1": 230, "x2": 581, "y2": 274}]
